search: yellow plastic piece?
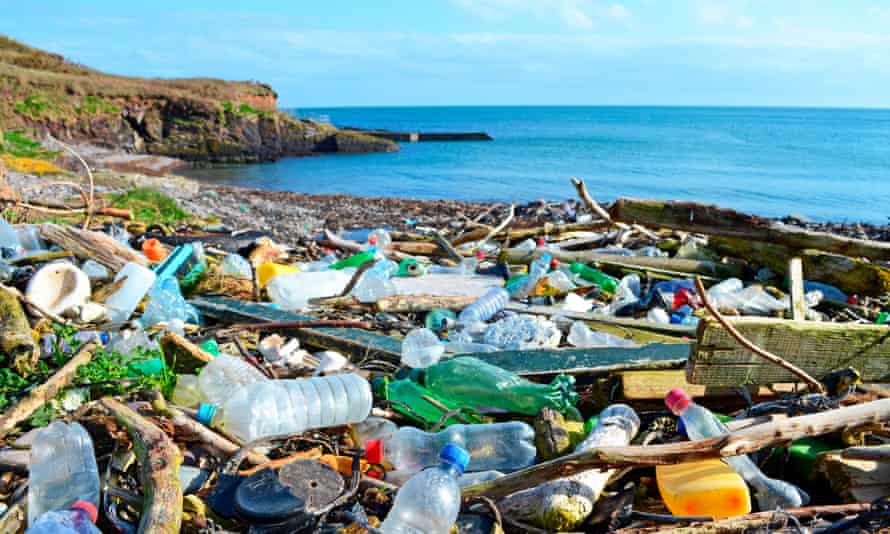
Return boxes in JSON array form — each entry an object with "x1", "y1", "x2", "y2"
[
  {"x1": 656, "y1": 459, "x2": 751, "y2": 519},
  {"x1": 256, "y1": 262, "x2": 300, "y2": 288}
]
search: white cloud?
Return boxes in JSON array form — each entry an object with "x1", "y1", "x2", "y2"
[
  {"x1": 560, "y1": 4, "x2": 596, "y2": 29},
  {"x1": 452, "y1": 0, "x2": 620, "y2": 30},
  {"x1": 607, "y1": 4, "x2": 632, "y2": 19}
]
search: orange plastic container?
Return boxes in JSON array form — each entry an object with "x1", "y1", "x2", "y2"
[
  {"x1": 656, "y1": 459, "x2": 751, "y2": 519},
  {"x1": 141, "y1": 238, "x2": 168, "y2": 262}
]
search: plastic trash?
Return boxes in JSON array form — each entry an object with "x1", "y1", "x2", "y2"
[
  {"x1": 515, "y1": 253, "x2": 552, "y2": 298},
  {"x1": 379, "y1": 444, "x2": 469, "y2": 534},
  {"x1": 152, "y1": 243, "x2": 206, "y2": 291},
  {"x1": 26, "y1": 502, "x2": 101, "y2": 534},
  {"x1": 374, "y1": 377, "x2": 485, "y2": 427},
  {"x1": 141, "y1": 238, "x2": 168, "y2": 262},
  {"x1": 425, "y1": 308, "x2": 457, "y2": 331},
  {"x1": 172, "y1": 374, "x2": 202, "y2": 406},
  {"x1": 645, "y1": 279, "x2": 696, "y2": 309},
  {"x1": 666, "y1": 388, "x2": 809, "y2": 510},
  {"x1": 104, "y1": 262, "x2": 156, "y2": 324},
  {"x1": 515, "y1": 238, "x2": 537, "y2": 251},
  {"x1": 596, "y1": 274, "x2": 641, "y2": 316},
  {"x1": 256, "y1": 262, "x2": 300, "y2": 288},
  {"x1": 428, "y1": 251, "x2": 484, "y2": 275},
  {"x1": 25, "y1": 262, "x2": 91, "y2": 316},
  {"x1": 367, "y1": 259, "x2": 399, "y2": 278},
  {"x1": 366, "y1": 421, "x2": 535, "y2": 473},
  {"x1": 17, "y1": 225, "x2": 46, "y2": 253},
  {"x1": 567, "y1": 321, "x2": 637, "y2": 348},
  {"x1": 569, "y1": 263, "x2": 619, "y2": 293},
  {"x1": 221, "y1": 253, "x2": 253, "y2": 279},
  {"x1": 657, "y1": 459, "x2": 751, "y2": 518},
  {"x1": 80, "y1": 260, "x2": 110, "y2": 282},
  {"x1": 483, "y1": 314, "x2": 561, "y2": 350},
  {"x1": 803, "y1": 281, "x2": 847, "y2": 303},
  {"x1": 266, "y1": 269, "x2": 354, "y2": 309},
  {"x1": 367, "y1": 228, "x2": 392, "y2": 249},
  {"x1": 142, "y1": 276, "x2": 201, "y2": 327},
  {"x1": 314, "y1": 350, "x2": 348, "y2": 374},
  {"x1": 199, "y1": 374, "x2": 373, "y2": 442},
  {"x1": 106, "y1": 328, "x2": 159, "y2": 358},
  {"x1": 457, "y1": 287, "x2": 510, "y2": 324},
  {"x1": 561, "y1": 292, "x2": 593, "y2": 312},
  {"x1": 351, "y1": 271, "x2": 396, "y2": 303},
  {"x1": 197, "y1": 354, "x2": 268, "y2": 407},
  {"x1": 351, "y1": 416, "x2": 399, "y2": 446},
  {"x1": 258, "y1": 334, "x2": 302, "y2": 367},
  {"x1": 401, "y1": 328, "x2": 445, "y2": 369},
  {"x1": 28, "y1": 421, "x2": 100, "y2": 525},
  {"x1": 0, "y1": 216, "x2": 23, "y2": 258},
  {"x1": 330, "y1": 250, "x2": 376, "y2": 270},
  {"x1": 647, "y1": 307, "x2": 671, "y2": 324},
  {"x1": 706, "y1": 278, "x2": 788, "y2": 315}
]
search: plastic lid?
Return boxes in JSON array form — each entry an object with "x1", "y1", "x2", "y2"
[
  {"x1": 71, "y1": 501, "x2": 98, "y2": 523},
  {"x1": 665, "y1": 388, "x2": 691, "y2": 415},
  {"x1": 536, "y1": 238, "x2": 546, "y2": 247},
  {"x1": 365, "y1": 439, "x2": 384, "y2": 464},
  {"x1": 368, "y1": 235, "x2": 379, "y2": 245},
  {"x1": 549, "y1": 258, "x2": 560, "y2": 270},
  {"x1": 475, "y1": 250, "x2": 485, "y2": 260},
  {"x1": 197, "y1": 403, "x2": 217, "y2": 426},
  {"x1": 439, "y1": 443, "x2": 470, "y2": 473}
]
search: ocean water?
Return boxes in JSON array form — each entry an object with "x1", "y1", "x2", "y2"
[{"x1": 183, "y1": 106, "x2": 890, "y2": 223}]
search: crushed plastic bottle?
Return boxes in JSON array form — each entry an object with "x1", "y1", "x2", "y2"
[
  {"x1": 26, "y1": 502, "x2": 101, "y2": 534},
  {"x1": 197, "y1": 354, "x2": 267, "y2": 407},
  {"x1": 706, "y1": 278, "x2": 788, "y2": 315},
  {"x1": 266, "y1": 269, "x2": 354, "y2": 309},
  {"x1": 28, "y1": 422, "x2": 100, "y2": 525},
  {"x1": 351, "y1": 416, "x2": 399, "y2": 446},
  {"x1": 330, "y1": 250, "x2": 377, "y2": 270},
  {"x1": 366, "y1": 421, "x2": 535, "y2": 473},
  {"x1": 367, "y1": 228, "x2": 392, "y2": 249},
  {"x1": 379, "y1": 444, "x2": 469, "y2": 534},
  {"x1": 483, "y1": 314, "x2": 561, "y2": 349},
  {"x1": 80, "y1": 260, "x2": 109, "y2": 282},
  {"x1": 104, "y1": 262, "x2": 156, "y2": 324},
  {"x1": 567, "y1": 321, "x2": 637, "y2": 348},
  {"x1": 666, "y1": 388, "x2": 809, "y2": 510},
  {"x1": 220, "y1": 253, "x2": 253, "y2": 279},
  {"x1": 172, "y1": 374, "x2": 203, "y2": 406},
  {"x1": 457, "y1": 287, "x2": 510, "y2": 324},
  {"x1": 351, "y1": 271, "x2": 396, "y2": 303},
  {"x1": 401, "y1": 328, "x2": 445, "y2": 369},
  {"x1": 106, "y1": 328, "x2": 159, "y2": 357},
  {"x1": 515, "y1": 253, "x2": 552, "y2": 298},
  {"x1": 142, "y1": 277, "x2": 201, "y2": 327}
]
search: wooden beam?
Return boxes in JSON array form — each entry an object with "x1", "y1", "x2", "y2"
[
  {"x1": 788, "y1": 257, "x2": 806, "y2": 320},
  {"x1": 471, "y1": 344, "x2": 688, "y2": 376},
  {"x1": 617, "y1": 370, "x2": 797, "y2": 401},
  {"x1": 609, "y1": 198, "x2": 890, "y2": 260},
  {"x1": 39, "y1": 223, "x2": 147, "y2": 271},
  {"x1": 689, "y1": 316, "x2": 890, "y2": 386}
]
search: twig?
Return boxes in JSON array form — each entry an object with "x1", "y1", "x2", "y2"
[
  {"x1": 469, "y1": 204, "x2": 514, "y2": 253},
  {"x1": 217, "y1": 319, "x2": 374, "y2": 337},
  {"x1": 693, "y1": 277, "x2": 826, "y2": 394},
  {"x1": 340, "y1": 260, "x2": 375, "y2": 297},
  {"x1": 432, "y1": 231, "x2": 465, "y2": 263},
  {"x1": 47, "y1": 135, "x2": 94, "y2": 229},
  {"x1": 571, "y1": 177, "x2": 613, "y2": 222}
]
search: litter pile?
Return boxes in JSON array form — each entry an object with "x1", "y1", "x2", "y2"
[{"x1": 4, "y1": 176, "x2": 890, "y2": 533}]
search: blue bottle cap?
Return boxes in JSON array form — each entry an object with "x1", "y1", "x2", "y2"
[
  {"x1": 197, "y1": 403, "x2": 217, "y2": 426},
  {"x1": 439, "y1": 443, "x2": 470, "y2": 473}
]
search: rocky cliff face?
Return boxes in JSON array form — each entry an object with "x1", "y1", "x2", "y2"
[{"x1": 0, "y1": 35, "x2": 397, "y2": 163}]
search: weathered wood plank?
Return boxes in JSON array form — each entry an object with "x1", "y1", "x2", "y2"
[
  {"x1": 473, "y1": 344, "x2": 689, "y2": 376},
  {"x1": 610, "y1": 198, "x2": 890, "y2": 260},
  {"x1": 689, "y1": 316, "x2": 890, "y2": 386},
  {"x1": 617, "y1": 369, "x2": 797, "y2": 401},
  {"x1": 817, "y1": 449, "x2": 890, "y2": 503}
]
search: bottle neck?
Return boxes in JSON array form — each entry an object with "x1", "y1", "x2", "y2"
[{"x1": 439, "y1": 462, "x2": 463, "y2": 478}]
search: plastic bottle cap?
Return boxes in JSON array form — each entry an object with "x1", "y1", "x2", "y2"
[
  {"x1": 536, "y1": 238, "x2": 546, "y2": 247},
  {"x1": 197, "y1": 403, "x2": 217, "y2": 426},
  {"x1": 847, "y1": 295, "x2": 859, "y2": 305},
  {"x1": 665, "y1": 388, "x2": 691, "y2": 415},
  {"x1": 368, "y1": 235, "x2": 378, "y2": 246},
  {"x1": 71, "y1": 501, "x2": 98, "y2": 523},
  {"x1": 365, "y1": 439, "x2": 384, "y2": 464},
  {"x1": 475, "y1": 251, "x2": 485, "y2": 260},
  {"x1": 438, "y1": 443, "x2": 470, "y2": 473},
  {"x1": 549, "y1": 258, "x2": 560, "y2": 270}
]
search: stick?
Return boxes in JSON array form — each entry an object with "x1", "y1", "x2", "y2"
[
  {"x1": 788, "y1": 257, "x2": 805, "y2": 321},
  {"x1": 322, "y1": 229, "x2": 410, "y2": 261},
  {"x1": 470, "y1": 204, "x2": 515, "y2": 253},
  {"x1": 99, "y1": 398, "x2": 182, "y2": 534},
  {"x1": 375, "y1": 294, "x2": 477, "y2": 312},
  {"x1": 1, "y1": 283, "x2": 68, "y2": 324},
  {"x1": 0, "y1": 343, "x2": 96, "y2": 439},
  {"x1": 462, "y1": 397, "x2": 890, "y2": 499},
  {"x1": 693, "y1": 277, "x2": 825, "y2": 394},
  {"x1": 571, "y1": 177, "x2": 613, "y2": 222},
  {"x1": 432, "y1": 231, "x2": 465, "y2": 263},
  {"x1": 339, "y1": 260, "x2": 374, "y2": 297},
  {"x1": 47, "y1": 135, "x2": 95, "y2": 229}
]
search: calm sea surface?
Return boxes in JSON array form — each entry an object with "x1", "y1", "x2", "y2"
[{"x1": 182, "y1": 106, "x2": 890, "y2": 223}]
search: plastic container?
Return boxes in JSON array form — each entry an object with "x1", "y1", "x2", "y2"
[
  {"x1": 17, "y1": 225, "x2": 46, "y2": 253},
  {"x1": 379, "y1": 444, "x2": 469, "y2": 534},
  {"x1": 657, "y1": 459, "x2": 751, "y2": 518},
  {"x1": 172, "y1": 374, "x2": 203, "y2": 406},
  {"x1": 428, "y1": 251, "x2": 484, "y2": 275},
  {"x1": 457, "y1": 287, "x2": 510, "y2": 324},
  {"x1": 152, "y1": 243, "x2": 206, "y2": 291},
  {"x1": 401, "y1": 328, "x2": 445, "y2": 369},
  {"x1": 26, "y1": 502, "x2": 100, "y2": 534},
  {"x1": 25, "y1": 262, "x2": 91, "y2": 316},
  {"x1": 80, "y1": 260, "x2": 110, "y2": 282},
  {"x1": 366, "y1": 422, "x2": 535, "y2": 473},
  {"x1": 350, "y1": 416, "x2": 399, "y2": 446},
  {"x1": 368, "y1": 228, "x2": 392, "y2": 249},
  {"x1": 28, "y1": 422, "x2": 100, "y2": 525},
  {"x1": 0, "y1": 216, "x2": 23, "y2": 258},
  {"x1": 515, "y1": 253, "x2": 552, "y2": 298},
  {"x1": 571, "y1": 404, "x2": 640, "y2": 498},
  {"x1": 141, "y1": 238, "x2": 168, "y2": 262},
  {"x1": 103, "y1": 262, "x2": 157, "y2": 324},
  {"x1": 201, "y1": 374, "x2": 373, "y2": 442},
  {"x1": 256, "y1": 262, "x2": 300, "y2": 288},
  {"x1": 666, "y1": 388, "x2": 809, "y2": 510},
  {"x1": 569, "y1": 263, "x2": 619, "y2": 293},
  {"x1": 221, "y1": 253, "x2": 253, "y2": 279},
  {"x1": 197, "y1": 354, "x2": 267, "y2": 407},
  {"x1": 142, "y1": 276, "x2": 201, "y2": 327},
  {"x1": 266, "y1": 269, "x2": 353, "y2": 310}
]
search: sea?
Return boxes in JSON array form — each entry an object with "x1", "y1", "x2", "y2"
[{"x1": 182, "y1": 106, "x2": 890, "y2": 223}]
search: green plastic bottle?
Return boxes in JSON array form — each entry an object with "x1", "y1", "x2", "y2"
[
  {"x1": 372, "y1": 377, "x2": 484, "y2": 427},
  {"x1": 569, "y1": 263, "x2": 619, "y2": 293},
  {"x1": 415, "y1": 357, "x2": 578, "y2": 415},
  {"x1": 330, "y1": 250, "x2": 377, "y2": 270}
]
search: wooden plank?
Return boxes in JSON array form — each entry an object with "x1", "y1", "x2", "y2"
[
  {"x1": 190, "y1": 296, "x2": 402, "y2": 361},
  {"x1": 689, "y1": 316, "x2": 890, "y2": 386},
  {"x1": 472, "y1": 344, "x2": 689, "y2": 376},
  {"x1": 789, "y1": 257, "x2": 805, "y2": 321},
  {"x1": 610, "y1": 198, "x2": 890, "y2": 260},
  {"x1": 617, "y1": 369, "x2": 797, "y2": 401},
  {"x1": 817, "y1": 450, "x2": 890, "y2": 503}
]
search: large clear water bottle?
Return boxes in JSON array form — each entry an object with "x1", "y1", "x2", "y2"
[
  {"x1": 400, "y1": 328, "x2": 445, "y2": 369},
  {"x1": 26, "y1": 502, "x2": 101, "y2": 534},
  {"x1": 666, "y1": 388, "x2": 809, "y2": 510},
  {"x1": 28, "y1": 422, "x2": 100, "y2": 525},
  {"x1": 366, "y1": 421, "x2": 535, "y2": 473},
  {"x1": 379, "y1": 443, "x2": 469, "y2": 534},
  {"x1": 200, "y1": 374, "x2": 373, "y2": 442},
  {"x1": 457, "y1": 287, "x2": 510, "y2": 323},
  {"x1": 197, "y1": 354, "x2": 267, "y2": 407}
]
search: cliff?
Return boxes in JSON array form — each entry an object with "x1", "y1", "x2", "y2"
[{"x1": 0, "y1": 35, "x2": 397, "y2": 163}]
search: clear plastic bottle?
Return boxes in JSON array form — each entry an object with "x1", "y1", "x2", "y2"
[
  {"x1": 428, "y1": 251, "x2": 484, "y2": 275},
  {"x1": 200, "y1": 374, "x2": 373, "y2": 442},
  {"x1": 379, "y1": 444, "x2": 469, "y2": 534},
  {"x1": 647, "y1": 307, "x2": 671, "y2": 324},
  {"x1": 28, "y1": 422, "x2": 100, "y2": 525},
  {"x1": 515, "y1": 253, "x2": 552, "y2": 298},
  {"x1": 665, "y1": 388, "x2": 809, "y2": 510},
  {"x1": 366, "y1": 421, "x2": 535, "y2": 473},
  {"x1": 483, "y1": 314, "x2": 561, "y2": 350},
  {"x1": 220, "y1": 253, "x2": 253, "y2": 279},
  {"x1": 567, "y1": 321, "x2": 637, "y2": 348},
  {"x1": 0, "y1": 216, "x2": 23, "y2": 258},
  {"x1": 26, "y1": 502, "x2": 101, "y2": 534},
  {"x1": 457, "y1": 287, "x2": 510, "y2": 323},
  {"x1": 142, "y1": 277, "x2": 201, "y2": 327},
  {"x1": 104, "y1": 262, "x2": 156, "y2": 324},
  {"x1": 197, "y1": 354, "x2": 267, "y2": 407},
  {"x1": 367, "y1": 229, "x2": 392, "y2": 249},
  {"x1": 401, "y1": 328, "x2": 445, "y2": 369},
  {"x1": 351, "y1": 271, "x2": 397, "y2": 303}
]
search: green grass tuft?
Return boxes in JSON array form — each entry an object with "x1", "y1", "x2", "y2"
[
  {"x1": 0, "y1": 129, "x2": 59, "y2": 159},
  {"x1": 110, "y1": 187, "x2": 192, "y2": 224}
]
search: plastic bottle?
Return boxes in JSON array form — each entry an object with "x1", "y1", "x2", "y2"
[
  {"x1": 28, "y1": 422, "x2": 100, "y2": 525},
  {"x1": 197, "y1": 354, "x2": 267, "y2": 407},
  {"x1": 595, "y1": 273, "x2": 641, "y2": 316},
  {"x1": 256, "y1": 262, "x2": 300, "y2": 288},
  {"x1": 266, "y1": 269, "x2": 354, "y2": 309},
  {"x1": 379, "y1": 444, "x2": 469, "y2": 534},
  {"x1": 330, "y1": 250, "x2": 377, "y2": 270},
  {"x1": 457, "y1": 287, "x2": 510, "y2": 323},
  {"x1": 647, "y1": 307, "x2": 671, "y2": 324},
  {"x1": 351, "y1": 416, "x2": 399, "y2": 446},
  {"x1": 515, "y1": 253, "x2": 552, "y2": 298},
  {"x1": 172, "y1": 374, "x2": 202, "y2": 406},
  {"x1": 656, "y1": 459, "x2": 751, "y2": 518},
  {"x1": 26, "y1": 502, "x2": 101, "y2": 534},
  {"x1": 401, "y1": 328, "x2": 444, "y2": 369},
  {"x1": 367, "y1": 229, "x2": 392, "y2": 249},
  {"x1": 569, "y1": 263, "x2": 619, "y2": 293},
  {"x1": 351, "y1": 271, "x2": 396, "y2": 303},
  {"x1": 17, "y1": 225, "x2": 46, "y2": 253},
  {"x1": 80, "y1": 260, "x2": 110, "y2": 282},
  {"x1": 0, "y1": 216, "x2": 23, "y2": 258},
  {"x1": 665, "y1": 388, "x2": 809, "y2": 510},
  {"x1": 428, "y1": 251, "x2": 484, "y2": 275},
  {"x1": 567, "y1": 321, "x2": 637, "y2": 348},
  {"x1": 142, "y1": 277, "x2": 201, "y2": 327},
  {"x1": 103, "y1": 262, "x2": 157, "y2": 324},
  {"x1": 220, "y1": 253, "x2": 253, "y2": 279},
  {"x1": 366, "y1": 422, "x2": 535, "y2": 473},
  {"x1": 200, "y1": 374, "x2": 373, "y2": 442},
  {"x1": 374, "y1": 377, "x2": 485, "y2": 427}
]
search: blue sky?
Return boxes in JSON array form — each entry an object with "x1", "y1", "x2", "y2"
[{"x1": 3, "y1": 1, "x2": 890, "y2": 108}]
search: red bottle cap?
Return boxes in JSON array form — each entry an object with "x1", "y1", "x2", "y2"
[
  {"x1": 550, "y1": 258, "x2": 560, "y2": 270},
  {"x1": 665, "y1": 388, "x2": 691, "y2": 415},
  {"x1": 71, "y1": 501, "x2": 98, "y2": 523},
  {"x1": 365, "y1": 439, "x2": 384, "y2": 464},
  {"x1": 847, "y1": 295, "x2": 859, "y2": 305},
  {"x1": 368, "y1": 235, "x2": 379, "y2": 246},
  {"x1": 536, "y1": 238, "x2": 546, "y2": 248},
  {"x1": 475, "y1": 250, "x2": 485, "y2": 260},
  {"x1": 673, "y1": 288, "x2": 698, "y2": 310}
]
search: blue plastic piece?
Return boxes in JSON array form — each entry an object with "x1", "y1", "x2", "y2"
[
  {"x1": 439, "y1": 443, "x2": 470, "y2": 473},
  {"x1": 197, "y1": 403, "x2": 217, "y2": 426}
]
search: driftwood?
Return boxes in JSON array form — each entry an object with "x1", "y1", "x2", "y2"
[
  {"x1": 616, "y1": 370, "x2": 796, "y2": 402},
  {"x1": 322, "y1": 229, "x2": 411, "y2": 261},
  {"x1": 100, "y1": 397, "x2": 183, "y2": 534},
  {"x1": 610, "y1": 198, "x2": 890, "y2": 260},
  {"x1": 0, "y1": 284, "x2": 38, "y2": 375},
  {"x1": 0, "y1": 343, "x2": 96, "y2": 439},
  {"x1": 462, "y1": 397, "x2": 890, "y2": 500},
  {"x1": 375, "y1": 294, "x2": 477, "y2": 312},
  {"x1": 817, "y1": 446, "x2": 890, "y2": 503},
  {"x1": 432, "y1": 231, "x2": 465, "y2": 263},
  {"x1": 159, "y1": 332, "x2": 214, "y2": 374},
  {"x1": 454, "y1": 221, "x2": 610, "y2": 247},
  {"x1": 39, "y1": 223, "x2": 146, "y2": 271}
]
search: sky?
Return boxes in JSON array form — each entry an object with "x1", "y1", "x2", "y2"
[{"x1": 2, "y1": 1, "x2": 890, "y2": 108}]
